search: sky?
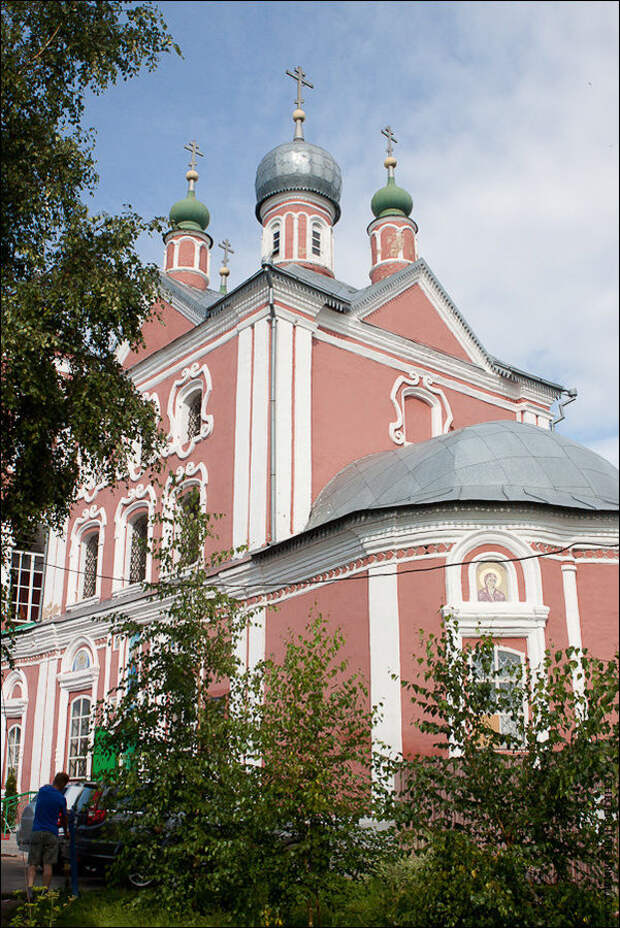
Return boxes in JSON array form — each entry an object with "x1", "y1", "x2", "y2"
[{"x1": 82, "y1": 0, "x2": 619, "y2": 465}]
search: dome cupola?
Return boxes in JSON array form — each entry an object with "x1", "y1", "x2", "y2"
[
  {"x1": 163, "y1": 140, "x2": 213, "y2": 291},
  {"x1": 367, "y1": 126, "x2": 418, "y2": 284},
  {"x1": 255, "y1": 67, "x2": 341, "y2": 278}
]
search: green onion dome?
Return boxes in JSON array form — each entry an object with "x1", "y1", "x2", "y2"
[
  {"x1": 370, "y1": 175, "x2": 413, "y2": 219},
  {"x1": 169, "y1": 189, "x2": 210, "y2": 232}
]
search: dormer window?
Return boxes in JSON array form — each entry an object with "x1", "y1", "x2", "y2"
[
  {"x1": 186, "y1": 391, "x2": 202, "y2": 443},
  {"x1": 129, "y1": 514, "x2": 148, "y2": 584},
  {"x1": 272, "y1": 225, "x2": 281, "y2": 257},
  {"x1": 311, "y1": 223, "x2": 321, "y2": 256},
  {"x1": 82, "y1": 532, "x2": 99, "y2": 599}
]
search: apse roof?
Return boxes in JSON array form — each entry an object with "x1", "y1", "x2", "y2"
[{"x1": 307, "y1": 420, "x2": 619, "y2": 530}]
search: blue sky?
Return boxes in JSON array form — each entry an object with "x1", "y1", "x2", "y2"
[{"x1": 83, "y1": 1, "x2": 619, "y2": 464}]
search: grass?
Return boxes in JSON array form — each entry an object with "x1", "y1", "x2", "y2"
[{"x1": 54, "y1": 889, "x2": 234, "y2": 928}]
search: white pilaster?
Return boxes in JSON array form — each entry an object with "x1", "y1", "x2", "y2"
[
  {"x1": 29, "y1": 662, "x2": 47, "y2": 790},
  {"x1": 561, "y1": 562, "x2": 584, "y2": 695},
  {"x1": 232, "y1": 327, "x2": 253, "y2": 550},
  {"x1": 368, "y1": 563, "x2": 402, "y2": 766},
  {"x1": 292, "y1": 325, "x2": 313, "y2": 534},
  {"x1": 275, "y1": 319, "x2": 293, "y2": 541},
  {"x1": 39, "y1": 660, "x2": 58, "y2": 785},
  {"x1": 247, "y1": 606, "x2": 266, "y2": 673},
  {"x1": 249, "y1": 320, "x2": 270, "y2": 550}
]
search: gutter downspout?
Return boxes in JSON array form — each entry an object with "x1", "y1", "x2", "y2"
[
  {"x1": 551, "y1": 388, "x2": 578, "y2": 430},
  {"x1": 262, "y1": 261, "x2": 277, "y2": 542}
]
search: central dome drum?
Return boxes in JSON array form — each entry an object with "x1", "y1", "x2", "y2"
[{"x1": 255, "y1": 139, "x2": 342, "y2": 221}]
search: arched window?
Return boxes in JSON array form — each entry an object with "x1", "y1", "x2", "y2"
[
  {"x1": 186, "y1": 390, "x2": 202, "y2": 443},
  {"x1": 68, "y1": 697, "x2": 91, "y2": 778},
  {"x1": 178, "y1": 487, "x2": 202, "y2": 566},
  {"x1": 72, "y1": 649, "x2": 91, "y2": 672},
  {"x1": 6, "y1": 725, "x2": 21, "y2": 777},
  {"x1": 311, "y1": 222, "x2": 321, "y2": 257},
  {"x1": 272, "y1": 223, "x2": 281, "y2": 257},
  {"x1": 82, "y1": 532, "x2": 99, "y2": 599},
  {"x1": 128, "y1": 513, "x2": 148, "y2": 584},
  {"x1": 473, "y1": 646, "x2": 525, "y2": 740}
]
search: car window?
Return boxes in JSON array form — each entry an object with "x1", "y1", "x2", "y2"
[
  {"x1": 63, "y1": 784, "x2": 83, "y2": 808},
  {"x1": 74, "y1": 787, "x2": 98, "y2": 812}
]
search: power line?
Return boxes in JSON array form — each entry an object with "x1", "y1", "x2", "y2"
[{"x1": 36, "y1": 541, "x2": 619, "y2": 596}]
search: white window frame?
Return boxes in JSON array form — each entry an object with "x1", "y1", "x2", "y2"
[
  {"x1": 67, "y1": 507, "x2": 106, "y2": 607},
  {"x1": 67, "y1": 696, "x2": 92, "y2": 780},
  {"x1": 164, "y1": 363, "x2": 213, "y2": 460},
  {"x1": 6, "y1": 724, "x2": 22, "y2": 778},
  {"x1": 112, "y1": 486, "x2": 156, "y2": 595}
]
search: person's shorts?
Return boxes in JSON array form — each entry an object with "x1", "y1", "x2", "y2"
[{"x1": 28, "y1": 830, "x2": 59, "y2": 867}]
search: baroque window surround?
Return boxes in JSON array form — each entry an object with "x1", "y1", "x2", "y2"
[
  {"x1": 443, "y1": 530, "x2": 549, "y2": 673},
  {"x1": 54, "y1": 638, "x2": 99, "y2": 777},
  {"x1": 162, "y1": 462, "x2": 208, "y2": 566},
  {"x1": 389, "y1": 372, "x2": 453, "y2": 445},
  {"x1": 1, "y1": 670, "x2": 28, "y2": 792},
  {"x1": 128, "y1": 392, "x2": 161, "y2": 481},
  {"x1": 111, "y1": 485, "x2": 156, "y2": 595},
  {"x1": 164, "y1": 363, "x2": 213, "y2": 460},
  {"x1": 66, "y1": 507, "x2": 107, "y2": 607}
]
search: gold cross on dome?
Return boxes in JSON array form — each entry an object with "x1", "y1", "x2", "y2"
[
  {"x1": 286, "y1": 65, "x2": 313, "y2": 109},
  {"x1": 218, "y1": 239, "x2": 234, "y2": 266},
  {"x1": 184, "y1": 139, "x2": 204, "y2": 171},
  {"x1": 381, "y1": 126, "x2": 398, "y2": 157}
]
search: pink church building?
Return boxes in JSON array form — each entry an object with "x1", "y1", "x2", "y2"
[{"x1": 3, "y1": 79, "x2": 618, "y2": 793}]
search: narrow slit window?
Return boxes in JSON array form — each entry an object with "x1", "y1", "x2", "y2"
[
  {"x1": 272, "y1": 227, "x2": 280, "y2": 257},
  {"x1": 311, "y1": 225, "x2": 321, "y2": 256},
  {"x1": 82, "y1": 533, "x2": 99, "y2": 599},
  {"x1": 129, "y1": 514, "x2": 148, "y2": 584},
  {"x1": 6, "y1": 725, "x2": 21, "y2": 777}
]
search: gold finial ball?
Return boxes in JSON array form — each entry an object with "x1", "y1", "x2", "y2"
[
  {"x1": 186, "y1": 169, "x2": 199, "y2": 182},
  {"x1": 384, "y1": 156, "x2": 397, "y2": 169},
  {"x1": 292, "y1": 108, "x2": 306, "y2": 122},
  {"x1": 220, "y1": 266, "x2": 230, "y2": 277}
]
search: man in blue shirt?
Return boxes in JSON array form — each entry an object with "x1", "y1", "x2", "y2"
[{"x1": 27, "y1": 771, "x2": 70, "y2": 892}]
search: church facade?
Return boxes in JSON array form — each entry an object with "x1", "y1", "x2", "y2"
[{"x1": 3, "y1": 74, "x2": 618, "y2": 793}]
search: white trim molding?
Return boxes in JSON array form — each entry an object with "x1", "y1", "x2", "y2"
[
  {"x1": 66, "y1": 506, "x2": 107, "y2": 606},
  {"x1": 111, "y1": 485, "x2": 157, "y2": 593},
  {"x1": 388, "y1": 371, "x2": 453, "y2": 445},
  {"x1": 164, "y1": 363, "x2": 214, "y2": 459}
]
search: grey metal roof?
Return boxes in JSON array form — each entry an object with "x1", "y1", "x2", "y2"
[
  {"x1": 159, "y1": 273, "x2": 221, "y2": 324},
  {"x1": 255, "y1": 140, "x2": 342, "y2": 221},
  {"x1": 276, "y1": 261, "x2": 566, "y2": 394},
  {"x1": 307, "y1": 420, "x2": 619, "y2": 530}
]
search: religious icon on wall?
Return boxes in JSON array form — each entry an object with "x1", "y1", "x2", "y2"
[{"x1": 477, "y1": 562, "x2": 508, "y2": 601}]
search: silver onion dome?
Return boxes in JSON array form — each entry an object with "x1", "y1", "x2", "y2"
[{"x1": 255, "y1": 139, "x2": 342, "y2": 222}]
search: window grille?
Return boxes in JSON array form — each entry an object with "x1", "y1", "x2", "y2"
[
  {"x1": 9, "y1": 550, "x2": 45, "y2": 623},
  {"x1": 83, "y1": 533, "x2": 99, "y2": 599},
  {"x1": 179, "y1": 488, "x2": 202, "y2": 565},
  {"x1": 311, "y1": 225, "x2": 321, "y2": 256},
  {"x1": 7, "y1": 725, "x2": 21, "y2": 776},
  {"x1": 272, "y1": 227, "x2": 280, "y2": 257},
  {"x1": 186, "y1": 393, "x2": 202, "y2": 442},
  {"x1": 68, "y1": 697, "x2": 91, "y2": 778},
  {"x1": 129, "y1": 514, "x2": 148, "y2": 584},
  {"x1": 473, "y1": 647, "x2": 524, "y2": 740}
]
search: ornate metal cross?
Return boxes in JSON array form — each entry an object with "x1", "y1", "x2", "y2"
[
  {"x1": 286, "y1": 65, "x2": 313, "y2": 108},
  {"x1": 184, "y1": 139, "x2": 204, "y2": 171},
  {"x1": 381, "y1": 125, "x2": 398, "y2": 157},
  {"x1": 218, "y1": 238, "x2": 234, "y2": 266}
]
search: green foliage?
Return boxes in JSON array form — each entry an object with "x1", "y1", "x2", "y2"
[
  {"x1": 4, "y1": 768, "x2": 18, "y2": 827},
  {"x1": 1, "y1": 1, "x2": 180, "y2": 544},
  {"x1": 245, "y1": 614, "x2": 396, "y2": 924},
  {"x1": 11, "y1": 888, "x2": 70, "y2": 928},
  {"x1": 393, "y1": 619, "x2": 619, "y2": 927},
  {"x1": 54, "y1": 888, "x2": 230, "y2": 927},
  {"x1": 97, "y1": 490, "x2": 258, "y2": 918}
]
